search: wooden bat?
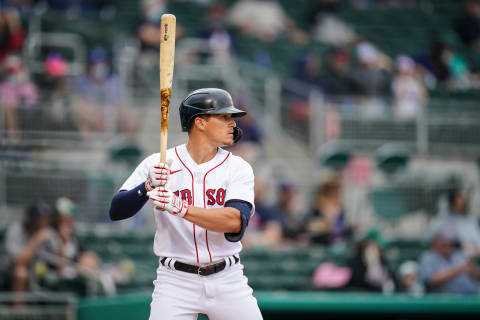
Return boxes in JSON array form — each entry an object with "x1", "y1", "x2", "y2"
[{"x1": 159, "y1": 14, "x2": 176, "y2": 163}]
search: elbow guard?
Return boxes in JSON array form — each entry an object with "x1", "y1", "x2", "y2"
[{"x1": 224, "y1": 200, "x2": 252, "y2": 242}]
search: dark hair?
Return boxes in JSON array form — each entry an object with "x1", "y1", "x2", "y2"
[
  {"x1": 447, "y1": 189, "x2": 461, "y2": 207},
  {"x1": 317, "y1": 177, "x2": 341, "y2": 198},
  {"x1": 23, "y1": 201, "x2": 51, "y2": 232}
]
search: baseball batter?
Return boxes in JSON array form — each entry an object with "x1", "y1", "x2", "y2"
[{"x1": 109, "y1": 88, "x2": 263, "y2": 319}]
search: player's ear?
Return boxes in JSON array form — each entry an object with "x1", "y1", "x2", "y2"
[{"x1": 194, "y1": 116, "x2": 207, "y2": 131}]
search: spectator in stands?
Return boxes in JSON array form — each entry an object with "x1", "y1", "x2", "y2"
[
  {"x1": 429, "y1": 189, "x2": 480, "y2": 258},
  {"x1": 243, "y1": 175, "x2": 283, "y2": 248},
  {"x1": 198, "y1": 3, "x2": 234, "y2": 65},
  {"x1": 391, "y1": 55, "x2": 428, "y2": 118},
  {"x1": 74, "y1": 47, "x2": 137, "y2": 137},
  {"x1": 136, "y1": 0, "x2": 166, "y2": 57},
  {"x1": 284, "y1": 52, "x2": 323, "y2": 135},
  {"x1": 397, "y1": 260, "x2": 424, "y2": 296},
  {"x1": 2, "y1": 201, "x2": 57, "y2": 293},
  {"x1": 416, "y1": 41, "x2": 451, "y2": 86},
  {"x1": 307, "y1": 0, "x2": 358, "y2": 47},
  {"x1": 285, "y1": 51, "x2": 323, "y2": 125},
  {"x1": 51, "y1": 197, "x2": 101, "y2": 281},
  {"x1": 227, "y1": 0, "x2": 308, "y2": 44},
  {"x1": 43, "y1": 52, "x2": 78, "y2": 131},
  {"x1": 320, "y1": 48, "x2": 356, "y2": 96},
  {"x1": 135, "y1": 0, "x2": 184, "y2": 90},
  {"x1": 305, "y1": 176, "x2": 353, "y2": 246},
  {"x1": 41, "y1": 197, "x2": 114, "y2": 296},
  {"x1": 41, "y1": 0, "x2": 114, "y2": 18},
  {"x1": 442, "y1": 42, "x2": 478, "y2": 91},
  {"x1": 416, "y1": 39, "x2": 480, "y2": 91},
  {"x1": 0, "y1": 6, "x2": 25, "y2": 63},
  {"x1": 0, "y1": 54, "x2": 38, "y2": 137},
  {"x1": 347, "y1": 229, "x2": 395, "y2": 293},
  {"x1": 273, "y1": 180, "x2": 306, "y2": 242},
  {"x1": 292, "y1": 51, "x2": 324, "y2": 88},
  {"x1": 455, "y1": 0, "x2": 480, "y2": 50},
  {"x1": 419, "y1": 226, "x2": 480, "y2": 294},
  {"x1": 319, "y1": 48, "x2": 356, "y2": 119},
  {"x1": 351, "y1": 42, "x2": 392, "y2": 117}
]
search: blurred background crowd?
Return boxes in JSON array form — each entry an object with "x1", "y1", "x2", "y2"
[{"x1": 2, "y1": 0, "x2": 480, "y2": 313}]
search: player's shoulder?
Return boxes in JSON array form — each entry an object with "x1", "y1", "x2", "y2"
[
  {"x1": 223, "y1": 149, "x2": 253, "y2": 172},
  {"x1": 166, "y1": 144, "x2": 186, "y2": 161}
]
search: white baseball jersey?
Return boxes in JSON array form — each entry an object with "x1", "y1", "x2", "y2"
[{"x1": 120, "y1": 144, "x2": 255, "y2": 265}]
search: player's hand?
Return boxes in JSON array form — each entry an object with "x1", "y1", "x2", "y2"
[
  {"x1": 147, "y1": 187, "x2": 189, "y2": 218},
  {"x1": 145, "y1": 161, "x2": 171, "y2": 191}
]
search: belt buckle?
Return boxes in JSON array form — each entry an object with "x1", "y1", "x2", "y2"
[{"x1": 197, "y1": 265, "x2": 207, "y2": 276}]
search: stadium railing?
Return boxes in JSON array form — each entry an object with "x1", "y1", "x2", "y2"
[{"x1": 0, "y1": 292, "x2": 77, "y2": 320}]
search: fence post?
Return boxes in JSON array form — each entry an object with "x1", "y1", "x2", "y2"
[
  {"x1": 264, "y1": 75, "x2": 281, "y2": 132},
  {"x1": 309, "y1": 89, "x2": 325, "y2": 154},
  {"x1": 417, "y1": 101, "x2": 428, "y2": 155}
]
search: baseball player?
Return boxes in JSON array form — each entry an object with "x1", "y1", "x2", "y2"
[{"x1": 109, "y1": 88, "x2": 263, "y2": 319}]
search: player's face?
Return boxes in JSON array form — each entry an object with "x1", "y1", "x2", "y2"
[{"x1": 204, "y1": 114, "x2": 237, "y2": 146}]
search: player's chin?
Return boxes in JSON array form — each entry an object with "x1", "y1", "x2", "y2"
[
  {"x1": 222, "y1": 140, "x2": 234, "y2": 147},
  {"x1": 222, "y1": 135, "x2": 235, "y2": 147}
]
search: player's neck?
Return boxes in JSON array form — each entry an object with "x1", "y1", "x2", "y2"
[{"x1": 186, "y1": 139, "x2": 218, "y2": 165}]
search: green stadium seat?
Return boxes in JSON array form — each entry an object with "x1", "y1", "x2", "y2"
[
  {"x1": 317, "y1": 141, "x2": 352, "y2": 171},
  {"x1": 384, "y1": 238, "x2": 426, "y2": 274},
  {"x1": 375, "y1": 143, "x2": 410, "y2": 174},
  {"x1": 369, "y1": 187, "x2": 408, "y2": 220}
]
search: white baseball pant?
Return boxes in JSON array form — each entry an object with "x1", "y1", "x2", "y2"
[{"x1": 149, "y1": 261, "x2": 263, "y2": 320}]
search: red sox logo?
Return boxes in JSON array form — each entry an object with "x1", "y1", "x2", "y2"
[
  {"x1": 173, "y1": 188, "x2": 226, "y2": 206},
  {"x1": 206, "y1": 188, "x2": 225, "y2": 206}
]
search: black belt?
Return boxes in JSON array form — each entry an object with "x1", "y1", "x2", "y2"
[{"x1": 161, "y1": 256, "x2": 239, "y2": 276}]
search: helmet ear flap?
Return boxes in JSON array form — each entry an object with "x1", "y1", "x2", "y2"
[{"x1": 233, "y1": 127, "x2": 243, "y2": 143}]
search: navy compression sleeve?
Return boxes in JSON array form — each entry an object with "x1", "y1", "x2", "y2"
[
  {"x1": 224, "y1": 200, "x2": 252, "y2": 242},
  {"x1": 109, "y1": 182, "x2": 149, "y2": 221}
]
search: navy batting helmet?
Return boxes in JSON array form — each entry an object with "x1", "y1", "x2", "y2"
[{"x1": 179, "y1": 88, "x2": 247, "y2": 132}]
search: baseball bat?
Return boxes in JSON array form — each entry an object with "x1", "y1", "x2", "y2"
[{"x1": 159, "y1": 14, "x2": 176, "y2": 163}]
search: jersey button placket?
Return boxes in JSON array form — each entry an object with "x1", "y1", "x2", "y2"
[
  {"x1": 194, "y1": 171, "x2": 203, "y2": 184},
  {"x1": 193, "y1": 169, "x2": 206, "y2": 263},
  {"x1": 194, "y1": 171, "x2": 204, "y2": 204}
]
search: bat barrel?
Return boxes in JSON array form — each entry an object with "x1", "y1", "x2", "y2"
[{"x1": 159, "y1": 14, "x2": 176, "y2": 163}]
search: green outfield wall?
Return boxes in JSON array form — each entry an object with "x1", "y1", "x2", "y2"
[{"x1": 78, "y1": 291, "x2": 480, "y2": 320}]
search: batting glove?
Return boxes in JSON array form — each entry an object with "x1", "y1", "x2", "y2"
[
  {"x1": 145, "y1": 161, "x2": 171, "y2": 192},
  {"x1": 147, "y1": 187, "x2": 189, "y2": 218}
]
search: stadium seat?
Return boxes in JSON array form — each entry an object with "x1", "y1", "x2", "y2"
[
  {"x1": 375, "y1": 143, "x2": 410, "y2": 174},
  {"x1": 369, "y1": 187, "x2": 408, "y2": 220},
  {"x1": 317, "y1": 141, "x2": 352, "y2": 171}
]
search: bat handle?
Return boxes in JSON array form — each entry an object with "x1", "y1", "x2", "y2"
[{"x1": 160, "y1": 130, "x2": 167, "y2": 163}]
